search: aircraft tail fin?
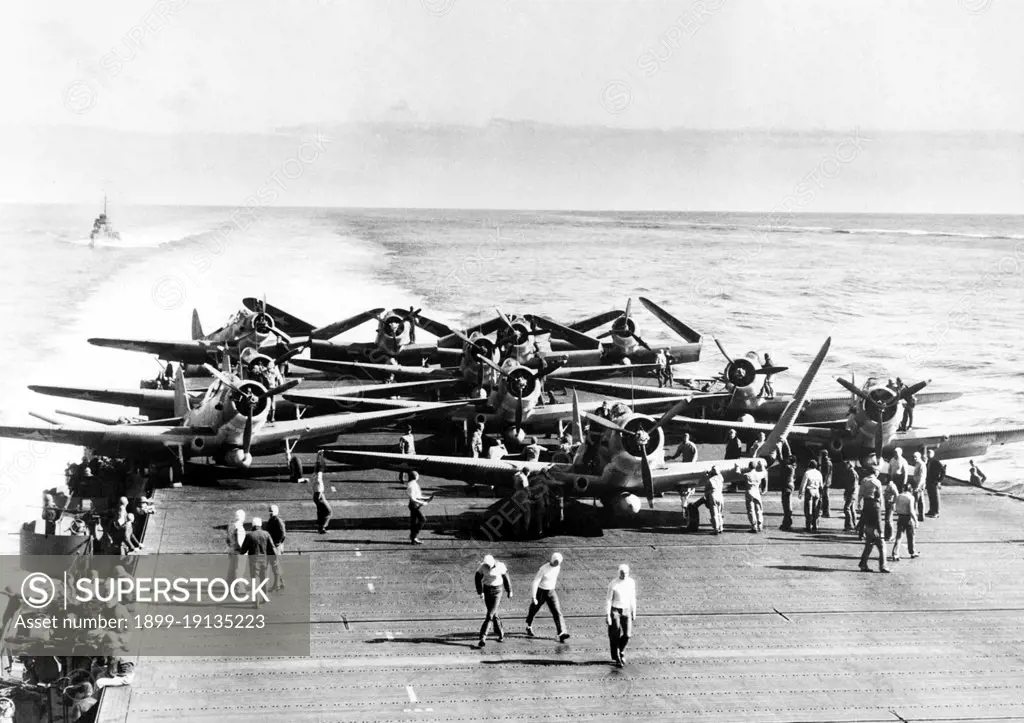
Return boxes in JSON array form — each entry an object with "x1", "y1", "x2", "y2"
[
  {"x1": 191, "y1": 309, "x2": 204, "y2": 340},
  {"x1": 759, "y1": 337, "x2": 831, "y2": 459},
  {"x1": 638, "y1": 297, "x2": 702, "y2": 343},
  {"x1": 173, "y1": 365, "x2": 192, "y2": 417}
]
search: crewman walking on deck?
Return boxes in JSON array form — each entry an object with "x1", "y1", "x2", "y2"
[
  {"x1": 667, "y1": 432, "x2": 698, "y2": 463},
  {"x1": 799, "y1": 460, "x2": 822, "y2": 532},
  {"x1": 526, "y1": 553, "x2": 570, "y2": 642},
  {"x1": 475, "y1": 555, "x2": 512, "y2": 648},
  {"x1": 266, "y1": 504, "x2": 286, "y2": 591},
  {"x1": 858, "y1": 494, "x2": 890, "y2": 573},
  {"x1": 398, "y1": 426, "x2": 416, "y2": 483},
  {"x1": 680, "y1": 486, "x2": 706, "y2": 531},
  {"x1": 407, "y1": 471, "x2": 429, "y2": 545},
  {"x1": 779, "y1": 456, "x2": 797, "y2": 531},
  {"x1": 760, "y1": 353, "x2": 776, "y2": 399},
  {"x1": 891, "y1": 482, "x2": 920, "y2": 561},
  {"x1": 225, "y1": 509, "x2": 246, "y2": 584},
  {"x1": 606, "y1": 564, "x2": 637, "y2": 668},
  {"x1": 239, "y1": 517, "x2": 275, "y2": 609},
  {"x1": 925, "y1": 448, "x2": 945, "y2": 518},
  {"x1": 313, "y1": 458, "x2": 332, "y2": 534}
]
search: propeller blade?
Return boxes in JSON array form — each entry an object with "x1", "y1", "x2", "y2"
[
  {"x1": 495, "y1": 307, "x2": 515, "y2": 331},
  {"x1": 624, "y1": 298, "x2": 632, "y2": 322},
  {"x1": 836, "y1": 377, "x2": 871, "y2": 402},
  {"x1": 266, "y1": 379, "x2": 301, "y2": 397},
  {"x1": 202, "y1": 364, "x2": 246, "y2": 395},
  {"x1": 649, "y1": 399, "x2": 691, "y2": 434},
  {"x1": 477, "y1": 363, "x2": 484, "y2": 390},
  {"x1": 874, "y1": 406, "x2": 884, "y2": 459},
  {"x1": 274, "y1": 347, "x2": 302, "y2": 367},
  {"x1": 571, "y1": 389, "x2": 583, "y2": 444},
  {"x1": 581, "y1": 410, "x2": 627, "y2": 434},
  {"x1": 632, "y1": 334, "x2": 651, "y2": 351},
  {"x1": 243, "y1": 409, "x2": 253, "y2": 455},
  {"x1": 899, "y1": 379, "x2": 929, "y2": 400},
  {"x1": 597, "y1": 330, "x2": 613, "y2": 339},
  {"x1": 755, "y1": 365, "x2": 788, "y2": 376},
  {"x1": 476, "y1": 354, "x2": 505, "y2": 375},
  {"x1": 713, "y1": 337, "x2": 734, "y2": 364},
  {"x1": 515, "y1": 397, "x2": 523, "y2": 431},
  {"x1": 641, "y1": 449, "x2": 654, "y2": 509}
]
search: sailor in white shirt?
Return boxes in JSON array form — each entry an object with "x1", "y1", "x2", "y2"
[
  {"x1": 606, "y1": 564, "x2": 637, "y2": 667},
  {"x1": 474, "y1": 555, "x2": 512, "y2": 647},
  {"x1": 225, "y1": 509, "x2": 246, "y2": 584},
  {"x1": 407, "y1": 471, "x2": 429, "y2": 545},
  {"x1": 525, "y1": 553, "x2": 570, "y2": 642}
]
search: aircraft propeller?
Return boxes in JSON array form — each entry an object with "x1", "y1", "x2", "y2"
[
  {"x1": 495, "y1": 308, "x2": 531, "y2": 348},
  {"x1": 712, "y1": 338, "x2": 788, "y2": 388},
  {"x1": 475, "y1": 354, "x2": 562, "y2": 437},
  {"x1": 835, "y1": 377, "x2": 929, "y2": 459},
  {"x1": 599, "y1": 298, "x2": 652, "y2": 351},
  {"x1": 581, "y1": 398, "x2": 689, "y2": 508}
]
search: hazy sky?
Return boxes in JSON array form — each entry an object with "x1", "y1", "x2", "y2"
[{"x1": 4, "y1": 0, "x2": 1023, "y2": 133}]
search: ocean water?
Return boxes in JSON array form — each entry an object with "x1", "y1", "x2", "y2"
[{"x1": 1, "y1": 205, "x2": 1022, "y2": 550}]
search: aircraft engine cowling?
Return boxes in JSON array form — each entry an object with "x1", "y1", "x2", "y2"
[
  {"x1": 230, "y1": 381, "x2": 269, "y2": 418},
  {"x1": 573, "y1": 477, "x2": 590, "y2": 494},
  {"x1": 250, "y1": 312, "x2": 275, "y2": 337},
  {"x1": 223, "y1": 448, "x2": 253, "y2": 468},
  {"x1": 382, "y1": 313, "x2": 406, "y2": 339},
  {"x1": 724, "y1": 357, "x2": 758, "y2": 388},
  {"x1": 604, "y1": 493, "x2": 643, "y2": 516},
  {"x1": 617, "y1": 415, "x2": 664, "y2": 461},
  {"x1": 504, "y1": 368, "x2": 538, "y2": 402},
  {"x1": 611, "y1": 316, "x2": 636, "y2": 338},
  {"x1": 865, "y1": 387, "x2": 901, "y2": 423}
]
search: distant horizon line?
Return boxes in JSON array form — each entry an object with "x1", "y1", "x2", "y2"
[
  {"x1": 4, "y1": 121, "x2": 1023, "y2": 137},
  {"x1": 2, "y1": 201, "x2": 1022, "y2": 217}
]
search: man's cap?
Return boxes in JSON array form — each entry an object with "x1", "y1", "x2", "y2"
[
  {"x1": 409, "y1": 471, "x2": 420, "y2": 480},
  {"x1": 550, "y1": 552, "x2": 563, "y2": 565},
  {"x1": 269, "y1": 504, "x2": 279, "y2": 515},
  {"x1": 234, "y1": 509, "x2": 246, "y2": 521},
  {"x1": 482, "y1": 554, "x2": 495, "y2": 567},
  {"x1": 251, "y1": 517, "x2": 263, "y2": 528},
  {"x1": 894, "y1": 447, "x2": 903, "y2": 455},
  {"x1": 618, "y1": 563, "x2": 630, "y2": 575}
]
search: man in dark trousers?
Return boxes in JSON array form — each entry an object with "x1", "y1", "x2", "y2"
[
  {"x1": 475, "y1": 555, "x2": 512, "y2": 648},
  {"x1": 899, "y1": 392, "x2": 917, "y2": 432},
  {"x1": 526, "y1": 553, "x2": 570, "y2": 642},
  {"x1": 925, "y1": 448, "x2": 945, "y2": 518},
  {"x1": 406, "y1": 471, "x2": 429, "y2": 545},
  {"x1": 265, "y1": 504, "x2": 286, "y2": 591},
  {"x1": 858, "y1": 494, "x2": 890, "y2": 573},
  {"x1": 779, "y1": 456, "x2": 797, "y2": 531},
  {"x1": 839, "y1": 459, "x2": 859, "y2": 532},
  {"x1": 239, "y1": 517, "x2": 276, "y2": 608},
  {"x1": 819, "y1": 451, "x2": 833, "y2": 518},
  {"x1": 398, "y1": 426, "x2": 416, "y2": 483},
  {"x1": 724, "y1": 429, "x2": 743, "y2": 460},
  {"x1": 606, "y1": 564, "x2": 637, "y2": 668}
]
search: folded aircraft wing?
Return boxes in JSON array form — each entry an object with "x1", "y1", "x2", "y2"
[
  {"x1": 668, "y1": 415, "x2": 835, "y2": 441},
  {"x1": 545, "y1": 363, "x2": 661, "y2": 380},
  {"x1": 893, "y1": 426, "x2": 1024, "y2": 459},
  {"x1": 291, "y1": 358, "x2": 456, "y2": 382},
  {"x1": 29, "y1": 385, "x2": 184, "y2": 412},
  {"x1": 322, "y1": 449, "x2": 557, "y2": 490},
  {"x1": 552, "y1": 377, "x2": 725, "y2": 403},
  {"x1": 241, "y1": 298, "x2": 317, "y2": 336},
  {"x1": 0, "y1": 422, "x2": 207, "y2": 454},
  {"x1": 251, "y1": 402, "x2": 464, "y2": 447},
  {"x1": 88, "y1": 338, "x2": 215, "y2": 364}
]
